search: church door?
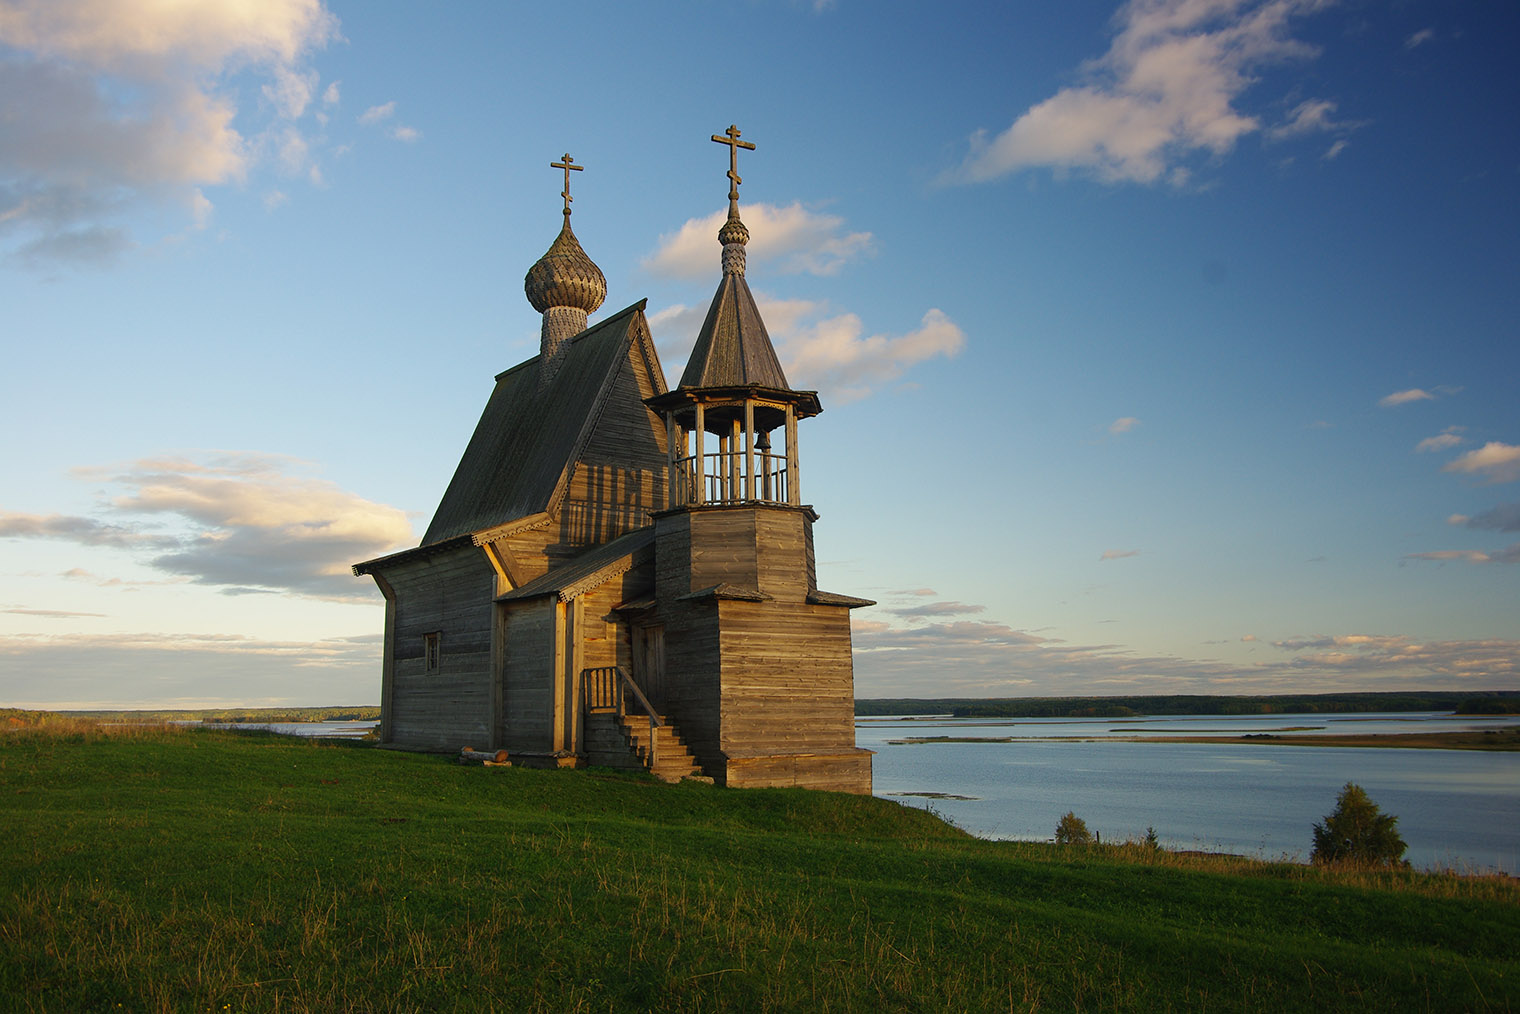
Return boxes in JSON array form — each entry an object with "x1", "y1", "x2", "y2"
[{"x1": 632, "y1": 625, "x2": 665, "y2": 706}]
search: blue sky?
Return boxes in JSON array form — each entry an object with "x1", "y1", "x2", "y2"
[{"x1": 2, "y1": 0, "x2": 1516, "y2": 708}]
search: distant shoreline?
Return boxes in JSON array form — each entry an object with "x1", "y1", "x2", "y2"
[
  {"x1": 857, "y1": 690, "x2": 1520, "y2": 719},
  {"x1": 888, "y1": 729, "x2": 1520, "y2": 752}
]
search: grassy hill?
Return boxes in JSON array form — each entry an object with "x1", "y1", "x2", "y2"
[{"x1": 2, "y1": 717, "x2": 1516, "y2": 1012}]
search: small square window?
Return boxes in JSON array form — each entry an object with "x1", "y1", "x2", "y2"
[{"x1": 423, "y1": 632, "x2": 441, "y2": 674}]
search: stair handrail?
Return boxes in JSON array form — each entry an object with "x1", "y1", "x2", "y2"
[{"x1": 581, "y1": 665, "x2": 661, "y2": 769}]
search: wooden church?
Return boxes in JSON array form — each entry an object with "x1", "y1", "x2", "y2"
[{"x1": 354, "y1": 129, "x2": 873, "y2": 793}]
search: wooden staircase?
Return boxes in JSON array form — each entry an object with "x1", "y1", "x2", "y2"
[{"x1": 581, "y1": 666, "x2": 707, "y2": 782}]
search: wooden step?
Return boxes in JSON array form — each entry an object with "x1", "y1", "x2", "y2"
[
  {"x1": 617, "y1": 713, "x2": 703, "y2": 781},
  {"x1": 582, "y1": 711, "x2": 705, "y2": 781}
]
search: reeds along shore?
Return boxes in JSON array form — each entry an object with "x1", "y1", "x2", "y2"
[{"x1": 2, "y1": 717, "x2": 1517, "y2": 1012}]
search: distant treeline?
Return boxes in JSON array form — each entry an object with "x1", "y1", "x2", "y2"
[
  {"x1": 47, "y1": 706, "x2": 381, "y2": 724},
  {"x1": 854, "y1": 692, "x2": 1520, "y2": 719}
]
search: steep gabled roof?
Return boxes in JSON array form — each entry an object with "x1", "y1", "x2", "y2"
[
  {"x1": 420, "y1": 300, "x2": 664, "y2": 546},
  {"x1": 678, "y1": 271, "x2": 790, "y2": 390}
]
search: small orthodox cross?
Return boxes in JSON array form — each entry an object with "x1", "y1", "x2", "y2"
[
  {"x1": 550, "y1": 153, "x2": 583, "y2": 216},
  {"x1": 711, "y1": 125, "x2": 756, "y2": 200}
]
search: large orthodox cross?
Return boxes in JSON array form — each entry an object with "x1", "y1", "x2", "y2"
[
  {"x1": 551, "y1": 153, "x2": 583, "y2": 216},
  {"x1": 711, "y1": 125, "x2": 756, "y2": 200}
]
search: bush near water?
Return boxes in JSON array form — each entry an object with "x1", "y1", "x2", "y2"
[{"x1": 2, "y1": 718, "x2": 1518, "y2": 1012}]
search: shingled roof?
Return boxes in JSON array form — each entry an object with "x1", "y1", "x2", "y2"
[
  {"x1": 678, "y1": 271, "x2": 790, "y2": 390},
  {"x1": 419, "y1": 300, "x2": 663, "y2": 546}
]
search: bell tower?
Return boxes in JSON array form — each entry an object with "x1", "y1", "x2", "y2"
[
  {"x1": 647, "y1": 125, "x2": 821, "y2": 515},
  {"x1": 643, "y1": 126, "x2": 873, "y2": 793}
]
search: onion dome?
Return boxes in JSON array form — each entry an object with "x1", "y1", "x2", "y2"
[
  {"x1": 718, "y1": 203, "x2": 750, "y2": 249},
  {"x1": 523, "y1": 220, "x2": 606, "y2": 315}
]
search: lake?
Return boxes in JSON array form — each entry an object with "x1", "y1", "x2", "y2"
[
  {"x1": 859, "y1": 712, "x2": 1520, "y2": 874},
  {"x1": 251, "y1": 711, "x2": 1518, "y2": 873}
]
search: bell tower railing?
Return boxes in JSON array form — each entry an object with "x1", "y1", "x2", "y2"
[{"x1": 661, "y1": 396, "x2": 804, "y2": 509}]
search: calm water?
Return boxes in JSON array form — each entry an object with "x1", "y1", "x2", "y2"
[
  {"x1": 858, "y1": 713, "x2": 1520, "y2": 874},
  {"x1": 212, "y1": 720, "x2": 378, "y2": 739}
]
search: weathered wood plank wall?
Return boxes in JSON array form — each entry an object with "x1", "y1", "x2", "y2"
[
  {"x1": 383, "y1": 546, "x2": 496, "y2": 752},
  {"x1": 501, "y1": 597, "x2": 556, "y2": 756}
]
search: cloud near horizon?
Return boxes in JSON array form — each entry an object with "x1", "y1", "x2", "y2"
[
  {"x1": 0, "y1": 0, "x2": 339, "y2": 267},
  {"x1": 0, "y1": 630, "x2": 380, "y2": 709},
  {"x1": 1406, "y1": 545, "x2": 1520, "y2": 566},
  {"x1": 851, "y1": 598, "x2": 1520, "y2": 697},
  {"x1": 949, "y1": 0, "x2": 1343, "y2": 187},
  {"x1": 1, "y1": 453, "x2": 412, "y2": 600}
]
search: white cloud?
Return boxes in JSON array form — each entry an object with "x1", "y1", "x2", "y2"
[
  {"x1": 849, "y1": 594, "x2": 1519, "y2": 696},
  {"x1": 262, "y1": 66, "x2": 319, "y2": 120},
  {"x1": 0, "y1": 0, "x2": 338, "y2": 267},
  {"x1": 264, "y1": 190, "x2": 289, "y2": 211},
  {"x1": 1406, "y1": 546, "x2": 1520, "y2": 565},
  {"x1": 3, "y1": 608, "x2": 106, "y2": 618},
  {"x1": 1404, "y1": 28, "x2": 1435, "y2": 50},
  {"x1": 1269, "y1": 633, "x2": 1520, "y2": 677},
  {"x1": 276, "y1": 127, "x2": 310, "y2": 175},
  {"x1": 1442, "y1": 442, "x2": 1520, "y2": 484},
  {"x1": 888, "y1": 601, "x2": 986, "y2": 619},
  {"x1": 323, "y1": 80, "x2": 341, "y2": 105},
  {"x1": 1100, "y1": 549, "x2": 1140, "y2": 560},
  {"x1": 1109, "y1": 416, "x2": 1140, "y2": 434},
  {"x1": 0, "y1": 631, "x2": 381, "y2": 709},
  {"x1": 1415, "y1": 426, "x2": 1464, "y2": 453},
  {"x1": 644, "y1": 202, "x2": 874, "y2": 280},
  {"x1": 4, "y1": 453, "x2": 413, "y2": 599},
  {"x1": 189, "y1": 189, "x2": 214, "y2": 230},
  {"x1": 359, "y1": 101, "x2": 395, "y2": 125},
  {"x1": 1322, "y1": 138, "x2": 1348, "y2": 160},
  {"x1": 0, "y1": 511, "x2": 168, "y2": 548},
  {"x1": 773, "y1": 306, "x2": 966, "y2": 402},
  {"x1": 950, "y1": 0, "x2": 1337, "y2": 186},
  {"x1": 390, "y1": 126, "x2": 421, "y2": 143},
  {"x1": 1266, "y1": 98, "x2": 1345, "y2": 140},
  {"x1": 1379, "y1": 387, "x2": 1435, "y2": 407},
  {"x1": 651, "y1": 298, "x2": 964, "y2": 403}
]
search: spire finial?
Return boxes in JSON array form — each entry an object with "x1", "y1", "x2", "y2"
[
  {"x1": 550, "y1": 153, "x2": 582, "y2": 218},
  {"x1": 713, "y1": 126, "x2": 755, "y2": 273},
  {"x1": 711, "y1": 125, "x2": 755, "y2": 202}
]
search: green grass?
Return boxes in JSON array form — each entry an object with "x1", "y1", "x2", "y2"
[{"x1": 2, "y1": 720, "x2": 1517, "y2": 1012}]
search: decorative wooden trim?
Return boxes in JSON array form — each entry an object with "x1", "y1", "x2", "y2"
[
  {"x1": 471, "y1": 512, "x2": 552, "y2": 546},
  {"x1": 352, "y1": 534, "x2": 474, "y2": 575}
]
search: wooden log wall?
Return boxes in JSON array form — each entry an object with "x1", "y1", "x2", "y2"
[
  {"x1": 500, "y1": 596, "x2": 557, "y2": 756},
  {"x1": 725, "y1": 751, "x2": 873, "y2": 794},
  {"x1": 655, "y1": 505, "x2": 816, "y2": 599},
  {"x1": 715, "y1": 600, "x2": 858, "y2": 756},
  {"x1": 383, "y1": 545, "x2": 496, "y2": 752}
]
